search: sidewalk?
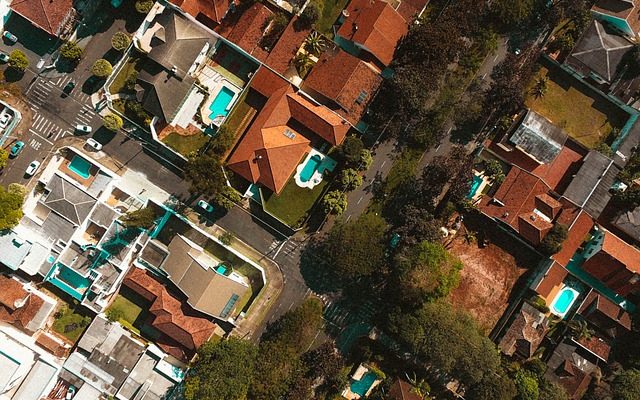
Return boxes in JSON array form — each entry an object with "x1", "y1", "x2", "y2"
[{"x1": 183, "y1": 211, "x2": 285, "y2": 341}]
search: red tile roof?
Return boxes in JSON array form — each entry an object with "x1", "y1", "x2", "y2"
[
  {"x1": 303, "y1": 49, "x2": 382, "y2": 126},
  {"x1": 553, "y1": 210, "x2": 594, "y2": 267},
  {"x1": 486, "y1": 136, "x2": 586, "y2": 192},
  {"x1": 578, "y1": 291, "x2": 631, "y2": 336},
  {"x1": 336, "y1": 0, "x2": 408, "y2": 66},
  {"x1": 601, "y1": 229, "x2": 640, "y2": 274},
  {"x1": 388, "y1": 379, "x2": 423, "y2": 400},
  {"x1": 265, "y1": 16, "x2": 311, "y2": 75},
  {"x1": 0, "y1": 275, "x2": 44, "y2": 333},
  {"x1": 169, "y1": 0, "x2": 232, "y2": 25},
  {"x1": 228, "y1": 67, "x2": 350, "y2": 193},
  {"x1": 536, "y1": 261, "x2": 569, "y2": 298},
  {"x1": 10, "y1": 0, "x2": 74, "y2": 36},
  {"x1": 223, "y1": 3, "x2": 273, "y2": 61},
  {"x1": 123, "y1": 267, "x2": 217, "y2": 361},
  {"x1": 575, "y1": 335, "x2": 611, "y2": 361},
  {"x1": 393, "y1": 0, "x2": 429, "y2": 21},
  {"x1": 35, "y1": 332, "x2": 69, "y2": 358}
]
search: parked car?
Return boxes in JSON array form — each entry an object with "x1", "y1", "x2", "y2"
[
  {"x1": 0, "y1": 113, "x2": 13, "y2": 129},
  {"x1": 62, "y1": 81, "x2": 75, "y2": 95},
  {"x1": 25, "y1": 161, "x2": 40, "y2": 177},
  {"x1": 85, "y1": 138, "x2": 102, "y2": 151},
  {"x1": 9, "y1": 141, "x2": 24, "y2": 157},
  {"x1": 197, "y1": 200, "x2": 214, "y2": 213},
  {"x1": 75, "y1": 124, "x2": 92, "y2": 133},
  {"x1": 0, "y1": 51, "x2": 9, "y2": 63},
  {"x1": 3, "y1": 31, "x2": 17, "y2": 43}
]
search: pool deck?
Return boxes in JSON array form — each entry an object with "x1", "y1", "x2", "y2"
[
  {"x1": 58, "y1": 155, "x2": 99, "y2": 188},
  {"x1": 197, "y1": 64, "x2": 242, "y2": 127},
  {"x1": 294, "y1": 149, "x2": 336, "y2": 189}
]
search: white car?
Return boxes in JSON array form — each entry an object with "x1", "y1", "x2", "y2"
[
  {"x1": 25, "y1": 161, "x2": 40, "y2": 176},
  {"x1": 85, "y1": 138, "x2": 102, "y2": 151},
  {"x1": 76, "y1": 125, "x2": 92, "y2": 133},
  {"x1": 0, "y1": 113, "x2": 13, "y2": 128},
  {"x1": 197, "y1": 200, "x2": 214, "y2": 213}
]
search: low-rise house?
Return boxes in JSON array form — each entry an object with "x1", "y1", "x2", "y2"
[
  {"x1": 544, "y1": 339, "x2": 597, "y2": 399},
  {"x1": 498, "y1": 302, "x2": 549, "y2": 359},
  {"x1": 387, "y1": 379, "x2": 423, "y2": 400},
  {"x1": 167, "y1": 0, "x2": 233, "y2": 28},
  {"x1": 565, "y1": 19, "x2": 633, "y2": 86},
  {"x1": 578, "y1": 291, "x2": 631, "y2": 339},
  {"x1": 591, "y1": 0, "x2": 640, "y2": 39},
  {"x1": 227, "y1": 66, "x2": 349, "y2": 195},
  {"x1": 0, "y1": 275, "x2": 56, "y2": 335},
  {"x1": 123, "y1": 267, "x2": 218, "y2": 361},
  {"x1": 302, "y1": 47, "x2": 383, "y2": 131},
  {"x1": 334, "y1": 0, "x2": 408, "y2": 70},
  {"x1": 9, "y1": 0, "x2": 76, "y2": 37}
]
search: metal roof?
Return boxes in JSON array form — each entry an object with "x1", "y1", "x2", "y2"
[{"x1": 509, "y1": 110, "x2": 568, "y2": 164}]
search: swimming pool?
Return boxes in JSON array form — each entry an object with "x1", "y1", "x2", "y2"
[
  {"x1": 551, "y1": 286, "x2": 579, "y2": 318},
  {"x1": 467, "y1": 175, "x2": 483, "y2": 199},
  {"x1": 300, "y1": 154, "x2": 322, "y2": 183},
  {"x1": 209, "y1": 86, "x2": 235, "y2": 120},
  {"x1": 350, "y1": 372, "x2": 378, "y2": 397},
  {"x1": 68, "y1": 155, "x2": 92, "y2": 179}
]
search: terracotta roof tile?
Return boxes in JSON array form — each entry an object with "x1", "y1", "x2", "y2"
[
  {"x1": 10, "y1": 0, "x2": 74, "y2": 36},
  {"x1": 123, "y1": 268, "x2": 217, "y2": 361},
  {"x1": 393, "y1": 0, "x2": 428, "y2": 21},
  {"x1": 303, "y1": 48, "x2": 382, "y2": 126},
  {"x1": 388, "y1": 379, "x2": 423, "y2": 400},
  {"x1": 578, "y1": 291, "x2": 632, "y2": 336},
  {"x1": 337, "y1": 0, "x2": 408, "y2": 66},
  {"x1": 575, "y1": 335, "x2": 611, "y2": 361},
  {"x1": 536, "y1": 261, "x2": 569, "y2": 298},
  {"x1": 0, "y1": 275, "x2": 45, "y2": 333},
  {"x1": 35, "y1": 332, "x2": 69, "y2": 358},
  {"x1": 601, "y1": 230, "x2": 640, "y2": 274},
  {"x1": 265, "y1": 16, "x2": 311, "y2": 75},
  {"x1": 553, "y1": 211, "x2": 594, "y2": 267},
  {"x1": 228, "y1": 68, "x2": 349, "y2": 193},
  {"x1": 518, "y1": 212, "x2": 553, "y2": 246},
  {"x1": 169, "y1": 0, "x2": 231, "y2": 25},
  {"x1": 224, "y1": 3, "x2": 273, "y2": 61}
]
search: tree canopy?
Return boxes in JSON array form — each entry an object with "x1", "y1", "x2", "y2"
[
  {"x1": 102, "y1": 113, "x2": 123, "y2": 132},
  {"x1": 8, "y1": 50, "x2": 28, "y2": 72},
  {"x1": 539, "y1": 224, "x2": 568, "y2": 256},
  {"x1": 184, "y1": 338, "x2": 257, "y2": 400},
  {"x1": 0, "y1": 185, "x2": 25, "y2": 230},
  {"x1": 613, "y1": 369, "x2": 640, "y2": 400},
  {"x1": 91, "y1": 59, "x2": 113, "y2": 78},
  {"x1": 111, "y1": 31, "x2": 131, "y2": 51},
  {"x1": 323, "y1": 213, "x2": 387, "y2": 279},
  {"x1": 121, "y1": 206, "x2": 157, "y2": 229},
  {"x1": 60, "y1": 41, "x2": 83, "y2": 61}
]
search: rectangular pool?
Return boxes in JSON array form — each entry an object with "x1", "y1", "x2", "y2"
[
  {"x1": 68, "y1": 155, "x2": 92, "y2": 179},
  {"x1": 350, "y1": 372, "x2": 377, "y2": 396},
  {"x1": 467, "y1": 175, "x2": 483, "y2": 199},
  {"x1": 209, "y1": 86, "x2": 235, "y2": 120}
]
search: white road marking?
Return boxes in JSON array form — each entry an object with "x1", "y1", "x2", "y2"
[
  {"x1": 356, "y1": 196, "x2": 364, "y2": 205},
  {"x1": 28, "y1": 130, "x2": 53, "y2": 144},
  {"x1": 345, "y1": 214, "x2": 352, "y2": 222},
  {"x1": 380, "y1": 160, "x2": 386, "y2": 168},
  {"x1": 273, "y1": 240, "x2": 287, "y2": 258}
]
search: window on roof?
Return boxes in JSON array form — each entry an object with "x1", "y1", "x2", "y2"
[
  {"x1": 355, "y1": 90, "x2": 368, "y2": 104},
  {"x1": 283, "y1": 129, "x2": 296, "y2": 139}
]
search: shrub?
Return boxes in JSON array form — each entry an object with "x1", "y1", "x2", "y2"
[
  {"x1": 60, "y1": 41, "x2": 83, "y2": 61},
  {"x1": 0, "y1": 148, "x2": 7, "y2": 169},
  {"x1": 111, "y1": 32, "x2": 131, "y2": 51},
  {"x1": 135, "y1": 0, "x2": 154, "y2": 13},
  {"x1": 103, "y1": 113, "x2": 123, "y2": 132},
  {"x1": 341, "y1": 168, "x2": 363, "y2": 191},
  {"x1": 298, "y1": 1, "x2": 321, "y2": 29},
  {"x1": 530, "y1": 295, "x2": 550, "y2": 313},
  {"x1": 122, "y1": 206, "x2": 156, "y2": 229},
  {"x1": 539, "y1": 224, "x2": 568, "y2": 256},
  {"x1": 8, "y1": 50, "x2": 28, "y2": 72},
  {"x1": 106, "y1": 308, "x2": 124, "y2": 322},
  {"x1": 219, "y1": 231, "x2": 234, "y2": 245},
  {"x1": 91, "y1": 59, "x2": 113, "y2": 78}
]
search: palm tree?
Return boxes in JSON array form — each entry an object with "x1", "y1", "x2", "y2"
[
  {"x1": 531, "y1": 76, "x2": 548, "y2": 98},
  {"x1": 304, "y1": 31, "x2": 325, "y2": 56},
  {"x1": 405, "y1": 372, "x2": 433, "y2": 400},
  {"x1": 294, "y1": 52, "x2": 314, "y2": 76},
  {"x1": 567, "y1": 319, "x2": 593, "y2": 341}
]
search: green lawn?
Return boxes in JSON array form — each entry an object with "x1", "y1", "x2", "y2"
[
  {"x1": 162, "y1": 132, "x2": 210, "y2": 156},
  {"x1": 525, "y1": 64, "x2": 629, "y2": 149},
  {"x1": 316, "y1": 0, "x2": 350, "y2": 34},
  {"x1": 263, "y1": 176, "x2": 328, "y2": 227},
  {"x1": 107, "y1": 294, "x2": 144, "y2": 333},
  {"x1": 109, "y1": 56, "x2": 139, "y2": 94},
  {"x1": 51, "y1": 304, "x2": 92, "y2": 343}
]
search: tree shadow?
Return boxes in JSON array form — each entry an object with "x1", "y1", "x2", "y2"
[
  {"x1": 92, "y1": 127, "x2": 117, "y2": 144},
  {"x1": 299, "y1": 237, "x2": 342, "y2": 294},
  {"x1": 55, "y1": 58, "x2": 78, "y2": 73},
  {"x1": 82, "y1": 75, "x2": 104, "y2": 95},
  {"x1": 4, "y1": 68, "x2": 24, "y2": 82}
]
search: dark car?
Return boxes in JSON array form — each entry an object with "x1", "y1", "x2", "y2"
[{"x1": 63, "y1": 81, "x2": 76, "y2": 95}]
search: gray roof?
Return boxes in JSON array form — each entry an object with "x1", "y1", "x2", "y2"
[
  {"x1": 25, "y1": 297, "x2": 55, "y2": 332},
  {"x1": 563, "y1": 150, "x2": 620, "y2": 218},
  {"x1": 0, "y1": 231, "x2": 32, "y2": 270},
  {"x1": 21, "y1": 211, "x2": 76, "y2": 246},
  {"x1": 11, "y1": 359, "x2": 58, "y2": 400},
  {"x1": 161, "y1": 235, "x2": 249, "y2": 319},
  {"x1": 42, "y1": 175, "x2": 97, "y2": 225},
  {"x1": 0, "y1": 349, "x2": 20, "y2": 392},
  {"x1": 140, "y1": 239, "x2": 169, "y2": 269},
  {"x1": 509, "y1": 110, "x2": 568, "y2": 164},
  {"x1": 73, "y1": 382, "x2": 103, "y2": 400},
  {"x1": 567, "y1": 20, "x2": 633, "y2": 82},
  {"x1": 89, "y1": 203, "x2": 117, "y2": 228},
  {"x1": 86, "y1": 172, "x2": 113, "y2": 198},
  {"x1": 117, "y1": 352, "x2": 176, "y2": 400},
  {"x1": 613, "y1": 206, "x2": 640, "y2": 243},
  {"x1": 613, "y1": 118, "x2": 640, "y2": 168},
  {"x1": 137, "y1": 71, "x2": 196, "y2": 123}
]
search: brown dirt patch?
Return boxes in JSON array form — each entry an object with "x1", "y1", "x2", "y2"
[
  {"x1": 0, "y1": 85, "x2": 34, "y2": 145},
  {"x1": 447, "y1": 215, "x2": 542, "y2": 333}
]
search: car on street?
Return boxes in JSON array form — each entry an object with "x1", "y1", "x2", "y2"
[
  {"x1": 0, "y1": 112, "x2": 13, "y2": 129},
  {"x1": 3, "y1": 31, "x2": 17, "y2": 43},
  {"x1": 75, "y1": 124, "x2": 92, "y2": 133},
  {"x1": 0, "y1": 52, "x2": 9, "y2": 63},
  {"x1": 85, "y1": 138, "x2": 102, "y2": 151},
  {"x1": 197, "y1": 200, "x2": 214, "y2": 213},
  {"x1": 62, "y1": 81, "x2": 75, "y2": 95},
  {"x1": 25, "y1": 161, "x2": 40, "y2": 177},
  {"x1": 9, "y1": 141, "x2": 24, "y2": 157}
]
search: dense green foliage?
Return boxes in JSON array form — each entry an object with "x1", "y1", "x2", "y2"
[
  {"x1": 613, "y1": 369, "x2": 640, "y2": 400},
  {"x1": 184, "y1": 338, "x2": 257, "y2": 400},
  {"x1": 111, "y1": 32, "x2": 131, "y2": 51},
  {"x1": 121, "y1": 206, "x2": 156, "y2": 229},
  {"x1": 0, "y1": 148, "x2": 7, "y2": 169},
  {"x1": 135, "y1": 0, "x2": 154, "y2": 13},
  {"x1": 8, "y1": 50, "x2": 28, "y2": 72},
  {"x1": 340, "y1": 168, "x2": 362, "y2": 191},
  {"x1": 322, "y1": 190, "x2": 347, "y2": 215},
  {"x1": 102, "y1": 113, "x2": 123, "y2": 132},
  {"x1": 539, "y1": 224, "x2": 568, "y2": 256},
  {"x1": 91, "y1": 59, "x2": 113, "y2": 78},
  {"x1": 60, "y1": 41, "x2": 83, "y2": 61},
  {"x1": 0, "y1": 184, "x2": 25, "y2": 230}
]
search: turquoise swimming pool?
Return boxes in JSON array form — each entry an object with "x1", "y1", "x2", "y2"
[
  {"x1": 300, "y1": 154, "x2": 322, "y2": 183},
  {"x1": 47, "y1": 263, "x2": 91, "y2": 301},
  {"x1": 467, "y1": 175, "x2": 483, "y2": 199},
  {"x1": 68, "y1": 155, "x2": 92, "y2": 179},
  {"x1": 552, "y1": 287, "x2": 578, "y2": 317},
  {"x1": 209, "y1": 86, "x2": 235, "y2": 120},
  {"x1": 350, "y1": 372, "x2": 377, "y2": 397}
]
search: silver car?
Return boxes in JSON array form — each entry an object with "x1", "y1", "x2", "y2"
[{"x1": 85, "y1": 138, "x2": 102, "y2": 151}]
